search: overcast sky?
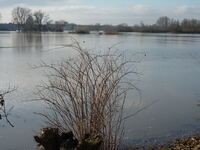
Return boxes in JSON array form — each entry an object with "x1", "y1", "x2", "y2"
[{"x1": 0, "y1": 0, "x2": 200, "y2": 25}]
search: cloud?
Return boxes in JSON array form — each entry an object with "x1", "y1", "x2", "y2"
[
  {"x1": 131, "y1": 4, "x2": 152, "y2": 15},
  {"x1": 173, "y1": 5, "x2": 200, "y2": 18},
  {"x1": 174, "y1": 5, "x2": 191, "y2": 14},
  {"x1": 0, "y1": 3, "x2": 200, "y2": 25}
]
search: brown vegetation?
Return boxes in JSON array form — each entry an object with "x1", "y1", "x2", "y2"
[
  {"x1": 35, "y1": 39, "x2": 136, "y2": 150},
  {"x1": 104, "y1": 31, "x2": 120, "y2": 35},
  {"x1": 75, "y1": 29, "x2": 90, "y2": 34}
]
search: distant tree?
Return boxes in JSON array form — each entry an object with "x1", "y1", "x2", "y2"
[
  {"x1": 45, "y1": 19, "x2": 53, "y2": 31},
  {"x1": 12, "y1": 7, "x2": 31, "y2": 31},
  {"x1": 169, "y1": 19, "x2": 181, "y2": 32},
  {"x1": 33, "y1": 10, "x2": 48, "y2": 31},
  {"x1": 181, "y1": 19, "x2": 200, "y2": 33},
  {"x1": 94, "y1": 23, "x2": 101, "y2": 31},
  {"x1": 140, "y1": 21, "x2": 145, "y2": 28},
  {"x1": 119, "y1": 23, "x2": 128, "y2": 27},
  {"x1": 117, "y1": 23, "x2": 133, "y2": 32},
  {"x1": 24, "y1": 15, "x2": 35, "y2": 31},
  {"x1": 156, "y1": 16, "x2": 170, "y2": 30},
  {"x1": 54, "y1": 21, "x2": 65, "y2": 32}
]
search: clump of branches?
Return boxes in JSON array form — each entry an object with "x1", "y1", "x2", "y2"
[
  {"x1": 36, "y1": 39, "x2": 138, "y2": 150},
  {"x1": 0, "y1": 87, "x2": 16, "y2": 127}
]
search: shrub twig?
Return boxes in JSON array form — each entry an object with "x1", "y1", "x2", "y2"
[{"x1": 35, "y1": 39, "x2": 138, "y2": 150}]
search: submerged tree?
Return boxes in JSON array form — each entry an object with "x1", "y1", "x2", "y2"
[
  {"x1": 11, "y1": 7, "x2": 64, "y2": 32},
  {"x1": 33, "y1": 10, "x2": 49, "y2": 31},
  {"x1": 12, "y1": 7, "x2": 31, "y2": 31},
  {"x1": 36, "y1": 39, "x2": 137, "y2": 150}
]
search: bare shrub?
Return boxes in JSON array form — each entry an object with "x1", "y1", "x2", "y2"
[
  {"x1": 36, "y1": 39, "x2": 138, "y2": 150},
  {"x1": 0, "y1": 86, "x2": 16, "y2": 127}
]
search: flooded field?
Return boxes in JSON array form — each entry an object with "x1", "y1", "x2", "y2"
[{"x1": 1, "y1": 32, "x2": 200, "y2": 149}]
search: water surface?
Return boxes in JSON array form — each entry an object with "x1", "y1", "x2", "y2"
[{"x1": 1, "y1": 32, "x2": 200, "y2": 149}]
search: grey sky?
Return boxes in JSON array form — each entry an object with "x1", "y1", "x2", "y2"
[{"x1": 0, "y1": 0, "x2": 200, "y2": 25}]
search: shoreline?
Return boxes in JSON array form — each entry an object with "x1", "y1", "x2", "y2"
[
  {"x1": 122, "y1": 124, "x2": 200, "y2": 149},
  {"x1": 125, "y1": 134, "x2": 200, "y2": 150}
]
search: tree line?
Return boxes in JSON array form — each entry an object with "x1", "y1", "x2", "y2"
[
  {"x1": 11, "y1": 7, "x2": 66, "y2": 32},
  {"x1": 1, "y1": 8, "x2": 200, "y2": 33},
  {"x1": 132, "y1": 16, "x2": 200, "y2": 33},
  {"x1": 77, "y1": 16, "x2": 200, "y2": 33}
]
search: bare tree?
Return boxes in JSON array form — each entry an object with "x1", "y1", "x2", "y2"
[
  {"x1": 12, "y1": 7, "x2": 31, "y2": 31},
  {"x1": 33, "y1": 10, "x2": 48, "y2": 31},
  {"x1": 35, "y1": 39, "x2": 138, "y2": 150},
  {"x1": 24, "y1": 15, "x2": 35, "y2": 31},
  {"x1": 156, "y1": 16, "x2": 170, "y2": 30}
]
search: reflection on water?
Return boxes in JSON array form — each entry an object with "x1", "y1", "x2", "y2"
[
  {"x1": 0, "y1": 32, "x2": 200, "y2": 149},
  {"x1": 12, "y1": 32, "x2": 43, "y2": 54}
]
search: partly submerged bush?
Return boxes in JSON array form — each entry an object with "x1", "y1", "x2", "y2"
[
  {"x1": 36, "y1": 39, "x2": 137, "y2": 150},
  {"x1": 104, "y1": 30, "x2": 120, "y2": 35},
  {"x1": 75, "y1": 29, "x2": 90, "y2": 34}
]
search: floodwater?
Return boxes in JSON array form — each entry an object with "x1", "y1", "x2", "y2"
[{"x1": 1, "y1": 31, "x2": 200, "y2": 149}]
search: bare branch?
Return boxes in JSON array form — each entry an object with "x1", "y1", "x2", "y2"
[
  {"x1": 0, "y1": 86, "x2": 17, "y2": 127},
  {"x1": 35, "y1": 39, "x2": 138, "y2": 150}
]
